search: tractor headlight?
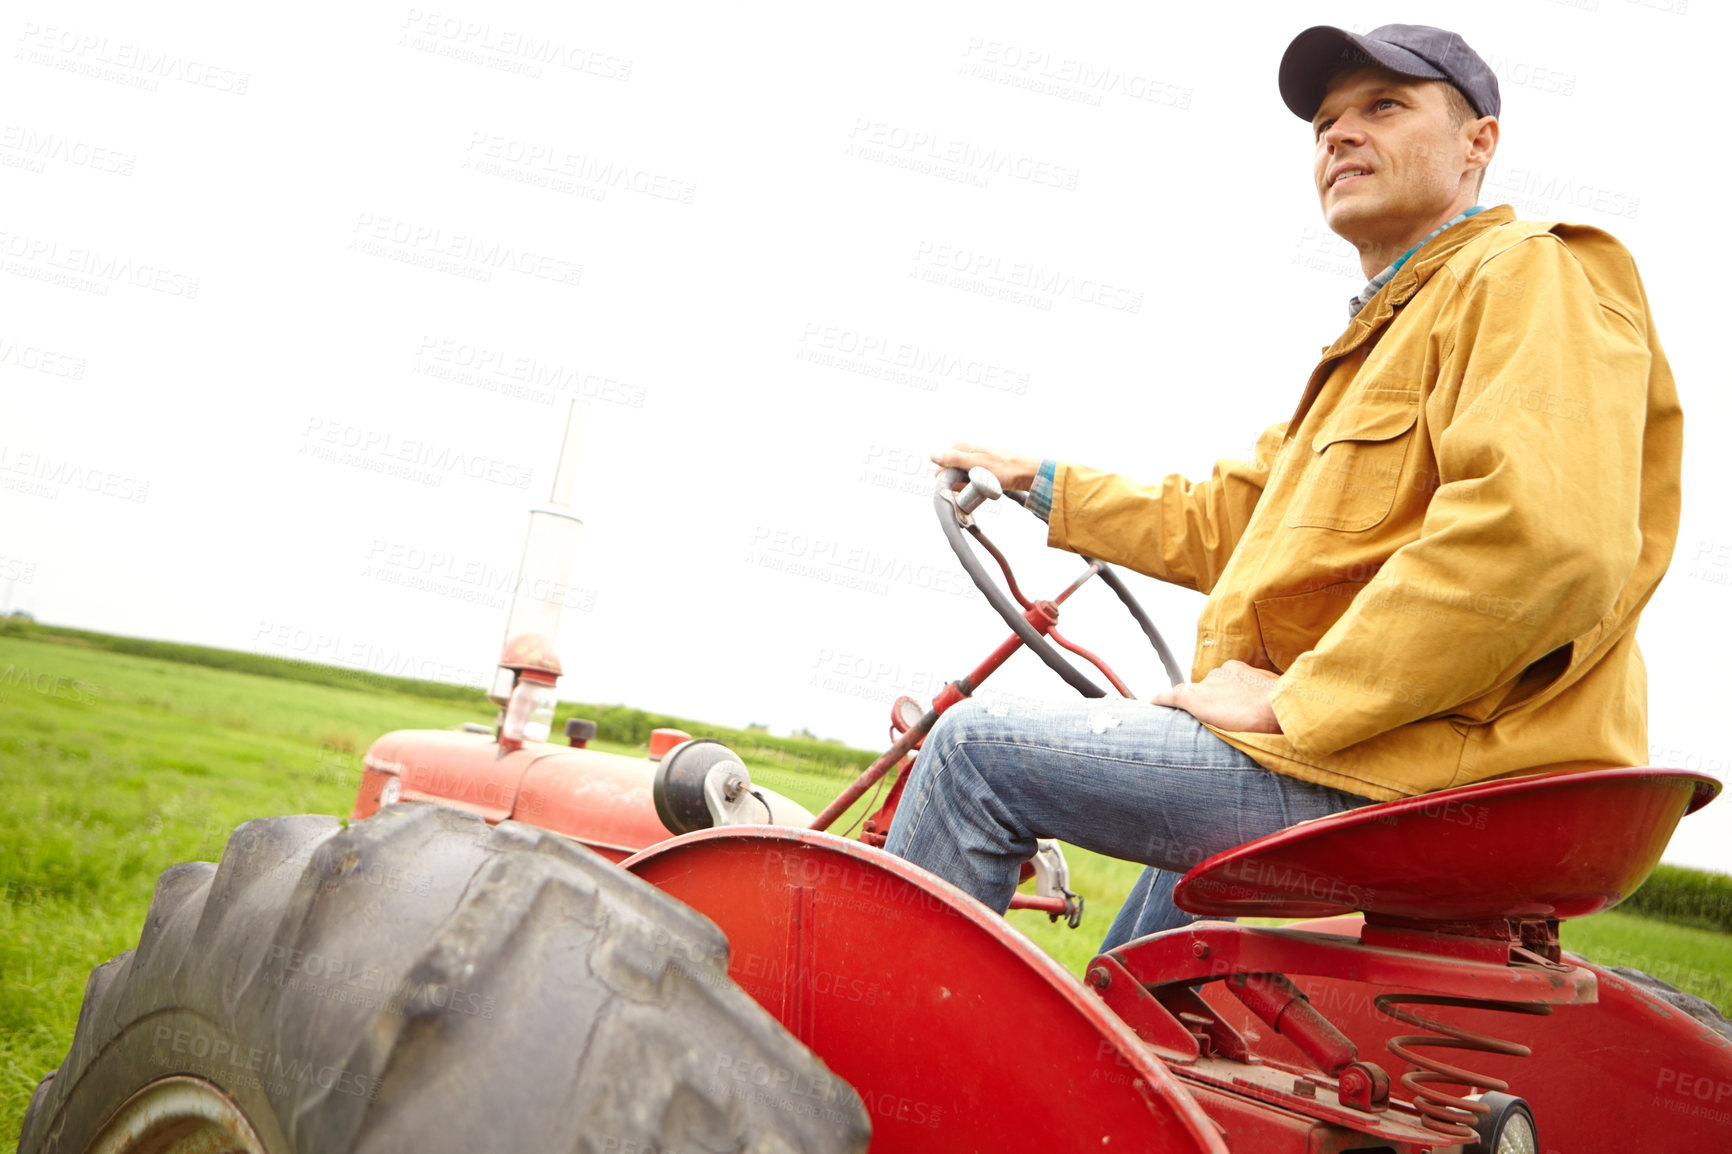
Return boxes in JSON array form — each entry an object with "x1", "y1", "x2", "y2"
[
  {"x1": 1469, "y1": 1092, "x2": 1536, "y2": 1154},
  {"x1": 379, "y1": 775, "x2": 401, "y2": 807}
]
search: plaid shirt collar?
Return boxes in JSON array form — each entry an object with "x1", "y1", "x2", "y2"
[{"x1": 1347, "y1": 205, "x2": 1486, "y2": 318}]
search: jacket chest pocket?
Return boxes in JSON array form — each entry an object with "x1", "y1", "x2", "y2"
[{"x1": 1282, "y1": 401, "x2": 1418, "y2": 532}]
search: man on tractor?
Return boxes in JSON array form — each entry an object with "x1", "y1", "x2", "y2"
[{"x1": 885, "y1": 23, "x2": 1682, "y2": 950}]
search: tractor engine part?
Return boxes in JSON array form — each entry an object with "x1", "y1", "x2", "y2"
[
  {"x1": 653, "y1": 738, "x2": 772, "y2": 834},
  {"x1": 354, "y1": 728, "x2": 813, "y2": 861}
]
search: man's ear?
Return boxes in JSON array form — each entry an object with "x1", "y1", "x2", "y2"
[{"x1": 1465, "y1": 116, "x2": 1499, "y2": 176}]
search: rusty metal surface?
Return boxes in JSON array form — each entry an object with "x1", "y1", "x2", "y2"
[
  {"x1": 1178, "y1": 1058, "x2": 1448, "y2": 1149},
  {"x1": 87, "y1": 1076, "x2": 270, "y2": 1154}
]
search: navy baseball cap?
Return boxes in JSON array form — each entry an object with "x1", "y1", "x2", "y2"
[{"x1": 1279, "y1": 24, "x2": 1501, "y2": 121}]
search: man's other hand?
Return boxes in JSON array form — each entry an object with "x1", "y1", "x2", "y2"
[
  {"x1": 1151, "y1": 660, "x2": 1285, "y2": 734},
  {"x1": 932, "y1": 443, "x2": 1042, "y2": 492}
]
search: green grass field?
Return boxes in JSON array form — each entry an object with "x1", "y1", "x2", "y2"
[{"x1": 3, "y1": 628, "x2": 1729, "y2": 1143}]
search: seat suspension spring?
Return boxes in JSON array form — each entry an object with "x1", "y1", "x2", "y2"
[{"x1": 1372, "y1": 993, "x2": 1551, "y2": 1140}]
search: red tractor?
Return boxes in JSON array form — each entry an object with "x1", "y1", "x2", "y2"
[{"x1": 19, "y1": 407, "x2": 1730, "y2": 1153}]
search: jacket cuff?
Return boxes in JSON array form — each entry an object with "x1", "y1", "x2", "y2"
[{"x1": 1027, "y1": 459, "x2": 1057, "y2": 522}]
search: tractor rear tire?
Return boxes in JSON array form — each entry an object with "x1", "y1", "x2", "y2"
[{"x1": 18, "y1": 803, "x2": 870, "y2": 1154}]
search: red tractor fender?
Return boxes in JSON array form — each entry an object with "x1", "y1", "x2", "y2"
[{"x1": 626, "y1": 827, "x2": 1231, "y2": 1154}]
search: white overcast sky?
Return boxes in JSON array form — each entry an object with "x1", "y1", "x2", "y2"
[{"x1": 5, "y1": 0, "x2": 1729, "y2": 871}]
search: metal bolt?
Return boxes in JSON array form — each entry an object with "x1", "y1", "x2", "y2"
[
  {"x1": 1192, "y1": 941, "x2": 1211, "y2": 959},
  {"x1": 1292, "y1": 1078, "x2": 1317, "y2": 1098},
  {"x1": 1087, "y1": 966, "x2": 1111, "y2": 990}
]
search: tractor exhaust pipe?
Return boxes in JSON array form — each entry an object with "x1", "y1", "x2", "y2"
[{"x1": 491, "y1": 400, "x2": 590, "y2": 750}]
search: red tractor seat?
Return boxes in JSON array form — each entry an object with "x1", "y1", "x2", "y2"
[{"x1": 1173, "y1": 767, "x2": 1719, "y2": 924}]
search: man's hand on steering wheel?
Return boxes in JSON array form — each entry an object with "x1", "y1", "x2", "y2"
[
  {"x1": 931, "y1": 444, "x2": 1279, "y2": 732},
  {"x1": 931, "y1": 443, "x2": 1042, "y2": 493},
  {"x1": 932, "y1": 448, "x2": 1185, "y2": 697},
  {"x1": 1151, "y1": 660, "x2": 1285, "y2": 735}
]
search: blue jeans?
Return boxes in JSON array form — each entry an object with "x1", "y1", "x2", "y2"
[{"x1": 882, "y1": 697, "x2": 1373, "y2": 951}]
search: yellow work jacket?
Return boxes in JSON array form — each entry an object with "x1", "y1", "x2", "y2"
[{"x1": 1047, "y1": 206, "x2": 1682, "y2": 800}]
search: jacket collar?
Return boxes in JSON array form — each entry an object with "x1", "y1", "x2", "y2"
[
  {"x1": 1329, "y1": 204, "x2": 1516, "y2": 357},
  {"x1": 1288, "y1": 205, "x2": 1518, "y2": 431}
]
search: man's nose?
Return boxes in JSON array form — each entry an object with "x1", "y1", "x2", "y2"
[{"x1": 1322, "y1": 115, "x2": 1365, "y2": 150}]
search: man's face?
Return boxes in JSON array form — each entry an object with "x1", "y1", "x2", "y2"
[{"x1": 1312, "y1": 68, "x2": 1477, "y2": 250}]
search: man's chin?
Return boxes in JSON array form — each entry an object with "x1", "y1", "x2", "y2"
[{"x1": 1321, "y1": 200, "x2": 1387, "y2": 252}]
